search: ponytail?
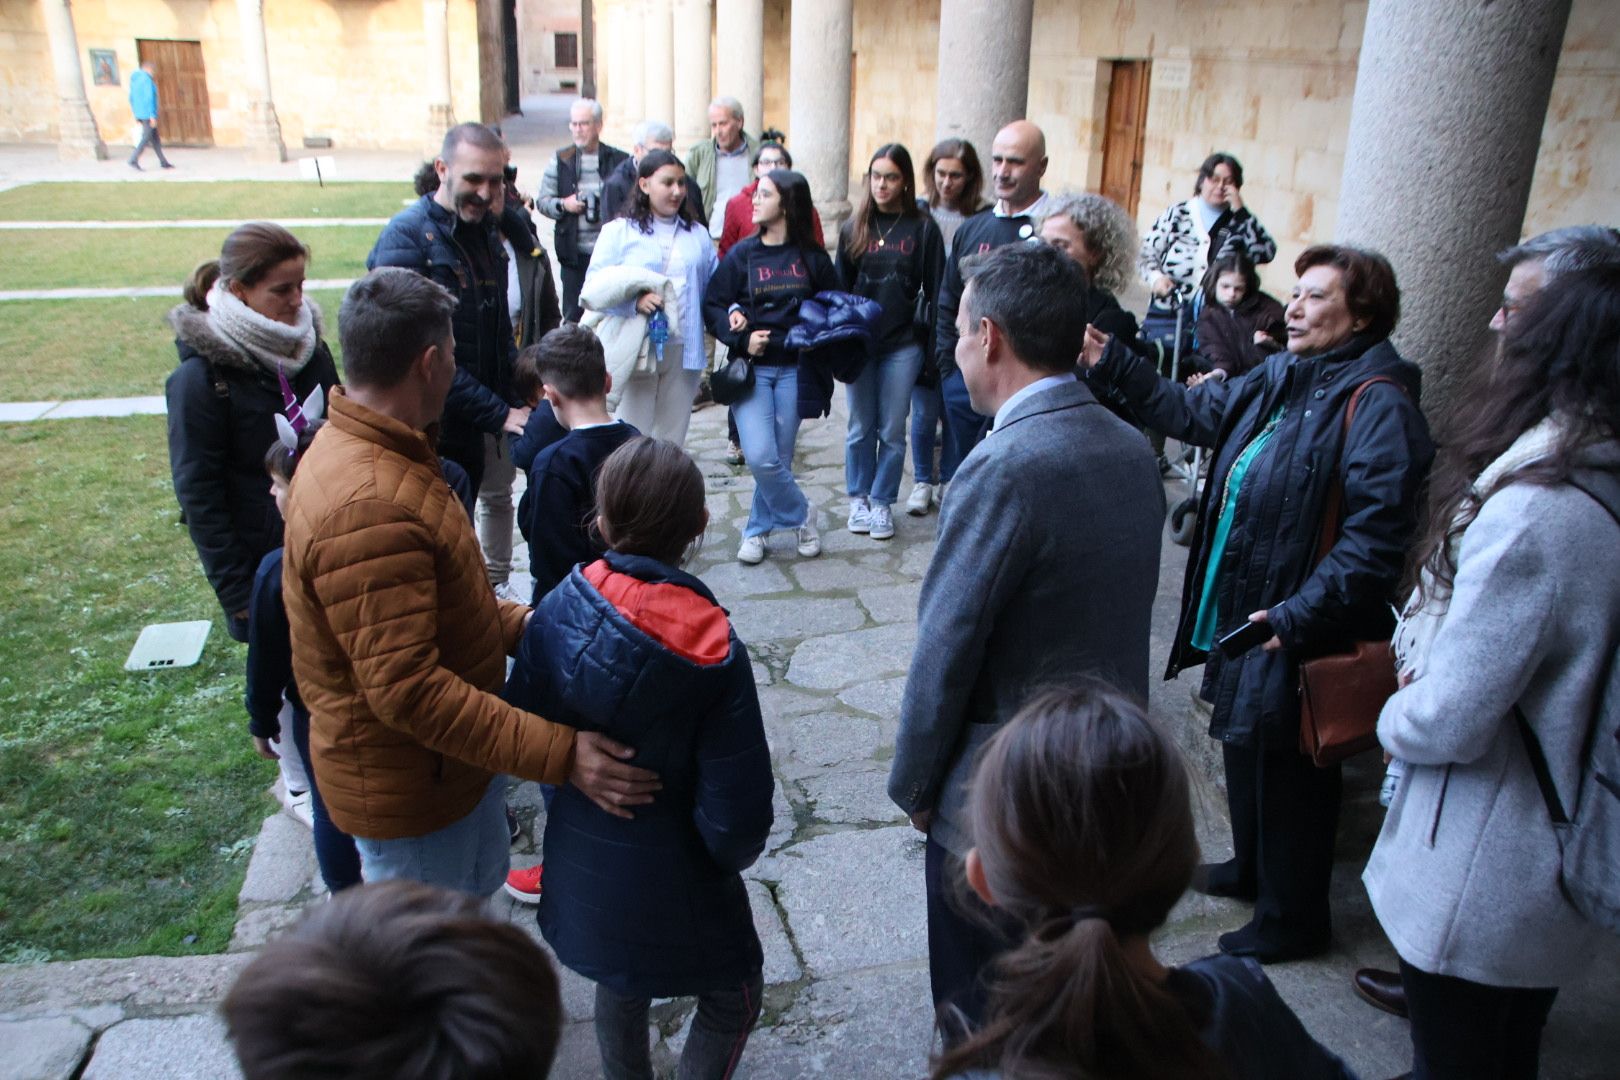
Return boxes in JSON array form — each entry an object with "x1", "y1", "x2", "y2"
[
  {"x1": 930, "y1": 685, "x2": 1222, "y2": 1080},
  {"x1": 185, "y1": 259, "x2": 221, "y2": 310}
]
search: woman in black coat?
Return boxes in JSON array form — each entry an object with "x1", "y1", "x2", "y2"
[
  {"x1": 165, "y1": 223, "x2": 339, "y2": 643},
  {"x1": 1080, "y1": 244, "x2": 1434, "y2": 963}
]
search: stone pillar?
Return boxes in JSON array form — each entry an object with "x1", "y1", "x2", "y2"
[
  {"x1": 423, "y1": 0, "x2": 456, "y2": 148},
  {"x1": 40, "y1": 0, "x2": 106, "y2": 161},
  {"x1": 643, "y1": 0, "x2": 675, "y2": 125},
  {"x1": 617, "y1": 1, "x2": 645, "y2": 143},
  {"x1": 716, "y1": 0, "x2": 763, "y2": 134},
  {"x1": 581, "y1": 0, "x2": 597, "y2": 100},
  {"x1": 1335, "y1": 0, "x2": 1572, "y2": 415},
  {"x1": 236, "y1": 0, "x2": 286, "y2": 162},
  {"x1": 672, "y1": 0, "x2": 713, "y2": 147},
  {"x1": 934, "y1": 0, "x2": 1034, "y2": 158},
  {"x1": 788, "y1": 0, "x2": 853, "y2": 236}
]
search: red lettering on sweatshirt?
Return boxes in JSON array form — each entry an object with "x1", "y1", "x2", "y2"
[{"x1": 756, "y1": 262, "x2": 807, "y2": 283}]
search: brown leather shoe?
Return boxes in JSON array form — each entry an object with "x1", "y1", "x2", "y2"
[{"x1": 1353, "y1": 967, "x2": 1409, "y2": 1018}]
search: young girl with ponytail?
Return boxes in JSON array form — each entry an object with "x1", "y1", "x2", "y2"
[{"x1": 935, "y1": 684, "x2": 1355, "y2": 1080}]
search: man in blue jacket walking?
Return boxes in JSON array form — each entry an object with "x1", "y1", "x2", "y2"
[{"x1": 128, "y1": 62, "x2": 173, "y2": 171}]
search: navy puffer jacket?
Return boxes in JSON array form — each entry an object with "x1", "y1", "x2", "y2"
[
  {"x1": 505, "y1": 551, "x2": 773, "y2": 997},
  {"x1": 1092, "y1": 333, "x2": 1434, "y2": 744},
  {"x1": 366, "y1": 195, "x2": 515, "y2": 439},
  {"x1": 785, "y1": 289, "x2": 883, "y2": 418}
]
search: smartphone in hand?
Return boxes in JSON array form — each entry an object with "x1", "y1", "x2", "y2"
[{"x1": 1217, "y1": 619, "x2": 1272, "y2": 659}]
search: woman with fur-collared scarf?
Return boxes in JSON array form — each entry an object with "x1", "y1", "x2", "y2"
[{"x1": 165, "y1": 222, "x2": 338, "y2": 644}]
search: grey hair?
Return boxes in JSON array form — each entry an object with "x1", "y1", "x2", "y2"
[
  {"x1": 571, "y1": 97, "x2": 604, "y2": 123},
  {"x1": 1499, "y1": 225, "x2": 1620, "y2": 282},
  {"x1": 709, "y1": 95, "x2": 744, "y2": 122},
  {"x1": 339, "y1": 269, "x2": 457, "y2": 389},
  {"x1": 961, "y1": 242, "x2": 1089, "y2": 374},
  {"x1": 633, "y1": 119, "x2": 675, "y2": 148},
  {"x1": 1035, "y1": 191, "x2": 1138, "y2": 295}
]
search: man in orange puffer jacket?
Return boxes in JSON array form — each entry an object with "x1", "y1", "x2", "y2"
[{"x1": 283, "y1": 269, "x2": 660, "y2": 896}]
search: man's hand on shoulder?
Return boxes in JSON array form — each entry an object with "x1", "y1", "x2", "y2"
[{"x1": 569, "y1": 731, "x2": 661, "y2": 819}]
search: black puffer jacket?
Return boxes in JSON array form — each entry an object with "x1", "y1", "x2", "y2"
[
  {"x1": 1091, "y1": 334, "x2": 1434, "y2": 743},
  {"x1": 367, "y1": 195, "x2": 515, "y2": 439},
  {"x1": 165, "y1": 303, "x2": 339, "y2": 638}
]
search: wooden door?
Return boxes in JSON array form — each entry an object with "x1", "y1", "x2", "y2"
[
  {"x1": 1100, "y1": 59, "x2": 1150, "y2": 216},
  {"x1": 136, "y1": 39, "x2": 213, "y2": 146}
]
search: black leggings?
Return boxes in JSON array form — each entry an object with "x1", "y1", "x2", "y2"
[{"x1": 1401, "y1": 960, "x2": 1558, "y2": 1080}]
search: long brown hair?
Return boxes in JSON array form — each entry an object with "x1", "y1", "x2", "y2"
[
  {"x1": 184, "y1": 222, "x2": 308, "y2": 310},
  {"x1": 1405, "y1": 264, "x2": 1620, "y2": 604},
  {"x1": 922, "y1": 137, "x2": 985, "y2": 214},
  {"x1": 930, "y1": 684, "x2": 1224, "y2": 1080},
  {"x1": 842, "y1": 144, "x2": 919, "y2": 261}
]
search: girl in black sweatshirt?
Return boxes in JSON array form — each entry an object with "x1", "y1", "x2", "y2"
[
  {"x1": 834, "y1": 144, "x2": 945, "y2": 541},
  {"x1": 703, "y1": 169, "x2": 839, "y2": 565}
]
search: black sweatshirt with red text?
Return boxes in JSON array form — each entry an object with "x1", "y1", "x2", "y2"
[{"x1": 703, "y1": 235, "x2": 839, "y2": 366}]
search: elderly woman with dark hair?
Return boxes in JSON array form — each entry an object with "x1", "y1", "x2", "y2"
[{"x1": 1080, "y1": 244, "x2": 1435, "y2": 964}]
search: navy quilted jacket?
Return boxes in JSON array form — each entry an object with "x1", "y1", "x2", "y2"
[
  {"x1": 505, "y1": 551, "x2": 773, "y2": 997},
  {"x1": 366, "y1": 195, "x2": 515, "y2": 438}
]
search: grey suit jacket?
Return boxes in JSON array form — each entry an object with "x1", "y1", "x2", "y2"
[{"x1": 888, "y1": 378, "x2": 1165, "y2": 856}]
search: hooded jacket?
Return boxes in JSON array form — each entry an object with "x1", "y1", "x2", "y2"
[
  {"x1": 505, "y1": 552, "x2": 773, "y2": 997},
  {"x1": 164, "y1": 301, "x2": 339, "y2": 633},
  {"x1": 281, "y1": 388, "x2": 577, "y2": 840},
  {"x1": 784, "y1": 290, "x2": 885, "y2": 418},
  {"x1": 1090, "y1": 334, "x2": 1434, "y2": 743}
]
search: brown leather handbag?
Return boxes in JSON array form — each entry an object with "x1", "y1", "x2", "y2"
[{"x1": 1297, "y1": 376, "x2": 1404, "y2": 767}]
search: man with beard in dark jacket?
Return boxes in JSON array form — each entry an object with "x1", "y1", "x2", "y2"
[{"x1": 368, "y1": 123, "x2": 531, "y2": 494}]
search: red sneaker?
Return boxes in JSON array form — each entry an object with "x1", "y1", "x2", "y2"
[{"x1": 503, "y1": 863, "x2": 543, "y2": 904}]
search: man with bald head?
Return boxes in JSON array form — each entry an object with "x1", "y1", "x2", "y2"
[{"x1": 932, "y1": 120, "x2": 1052, "y2": 488}]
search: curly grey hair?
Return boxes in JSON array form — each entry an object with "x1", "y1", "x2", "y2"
[{"x1": 1035, "y1": 191, "x2": 1139, "y2": 295}]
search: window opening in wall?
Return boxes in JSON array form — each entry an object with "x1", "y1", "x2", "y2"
[{"x1": 555, "y1": 32, "x2": 580, "y2": 70}]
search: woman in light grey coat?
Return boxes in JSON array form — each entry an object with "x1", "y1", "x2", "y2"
[{"x1": 1364, "y1": 265, "x2": 1620, "y2": 1079}]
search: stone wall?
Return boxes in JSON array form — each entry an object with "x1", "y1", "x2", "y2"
[
  {"x1": 0, "y1": 0, "x2": 486, "y2": 151},
  {"x1": 518, "y1": 0, "x2": 582, "y2": 97}
]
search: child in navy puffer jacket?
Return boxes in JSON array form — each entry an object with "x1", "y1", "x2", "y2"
[{"x1": 504, "y1": 436, "x2": 774, "y2": 1080}]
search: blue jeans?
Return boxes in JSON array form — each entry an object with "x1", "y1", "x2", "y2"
[
  {"x1": 939, "y1": 369, "x2": 989, "y2": 481},
  {"x1": 733, "y1": 364, "x2": 808, "y2": 538},
  {"x1": 354, "y1": 775, "x2": 509, "y2": 897},
  {"x1": 595, "y1": 972, "x2": 763, "y2": 1080},
  {"x1": 845, "y1": 343, "x2": 924, "y2": 506},
  {"x1": 288, "y1": 705, "x2": 362, "y2": 894},
  {"x1": 911, "y1": 382, "x2": 943, "y2": 484}
]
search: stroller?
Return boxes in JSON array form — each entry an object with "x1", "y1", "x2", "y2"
[{"x1": 1140, "y1": 287, "x2": 1205, "y2": 546}]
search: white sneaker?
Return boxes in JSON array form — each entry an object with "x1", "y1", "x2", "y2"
[
  {"x1": 905, "y1": 482, "x2": 933, "y2": 516},
  {"x1": 738, "y1": 534, "x2": 767, "y2": 564},
  {"x1": 936, "y1": 481, "x2": 949, "y2": 509},
  {"x1": 868, "y1": 502, "x2": 895, "y2": 540},
  {"x1": 491, "y1": 580, "x2": 527, "y2": 604},
  {"x1": 276, "y1": 781, "x2": 314, "y2": 829},
  {"x1": 847, "y1": 497, "x2": 872, "y2": 533},
  {"x1": 796, "y1": 518, "x2": 822, "y2": 558}
]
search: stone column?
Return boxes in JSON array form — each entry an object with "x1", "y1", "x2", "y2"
[
  {"x1": 672, "y1": 0, "x2": 713, "y2": 147},
  {"x1": 423, "y1": 0, "x2": 456, "y2": 147},
  {"x1": 236, "y1": 0, "x2": 286, "y2": 162},
  {"x1": 934, "y1": 0, "x2": 1034, "y2": 157},
  {"x1": 715, "y1": 0, "x2": 763, "y2": 134},
  {"x1": 40, "y1": 0, "x2": 106, "y2": 161},
  {"x1": 788, "y1": 0, "x2": 853, "y2": 236},
  {"x1": 1335, "y1": 0, "x2": 1572, "y2": 415},
  {"x1": 581, "y1": 0, "x2": 597, "y2": 100},
  {"x1": 643, "y1": 0, "x2": 675, "y2": 125},
  {"x1": 617, "y1": 1, "x2": 645, "y2": 142}
]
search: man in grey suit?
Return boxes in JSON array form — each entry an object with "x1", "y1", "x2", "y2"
[{"x1": 887, "y1": 242, "x2": 1165, "y2": 1036}]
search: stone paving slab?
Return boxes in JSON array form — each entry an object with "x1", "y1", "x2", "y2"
[
  {"x1": 0, "y1": 1016, "x2": 92, "y2": 1080},
  {"x1": 0, "y1": 218, "x2": 388, "y2": 230},
  {"x1": 236, "y1": 813, "x2": 316, "y2": 905},
  {"x1": 0, "y1": 401, "x2": 57, "y2": 422},
  {"x1": 772, "y1": 827, "x2": 928, "y2": 979},
  {"x1": 734, "y1": 963, "x2": 935, "y2": 1078},
  {"x1": 80, "y1": 1015, "x2": 241, "y2": 1080},
  {"x1": 0, "y1": 279, "x2": 353, "y2": 303},
  {"x1": 38, "y1": 396, "x2": 168, "y2": 419},
  {"x1": 786, "y1": 622, "x2": 918, "y2": 691}
]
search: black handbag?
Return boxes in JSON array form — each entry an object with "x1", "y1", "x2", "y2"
[{"x1": 710, "y1": 353, "x2": 754, "y2": 405}]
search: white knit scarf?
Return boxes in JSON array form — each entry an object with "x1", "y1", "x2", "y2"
[
  {"x1": 1392, "y1": 414, "x2": 1568, "y2": 678},
  {"x1": 206, "y1": 280, "x2": 318, "y2": 376}
]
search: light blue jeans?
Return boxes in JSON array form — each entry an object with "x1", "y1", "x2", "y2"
[
  {"x1": 354, "y1": 775, "x2": 509, "y2": 897},
  {"x1": 733, "y1": 364, "x2": 809, "y2": 539},
  {"x1": 911, "y1": 381, "x2": 943, "y2": 484},
  {"x1": 845, "y1": 342, "x2": 924, "y2": 506}
]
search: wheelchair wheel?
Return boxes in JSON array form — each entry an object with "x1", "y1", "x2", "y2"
[{"x1": 1169, "y1": 496, "x2": 1197, "y2": 547}]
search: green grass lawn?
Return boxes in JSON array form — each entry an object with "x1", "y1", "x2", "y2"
[
  {"x1": 0, "y1": 289, "x2": 348, "y2": 401},
  {"x1": 0, "y1": 227, "x2": 377, "y2": 292},
  {"x1": 0, "y1": 181, "x2": 413, "y2": 222},
  {"x1": 0, "y1": 416, "x2": 274, "y2": 962}
]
